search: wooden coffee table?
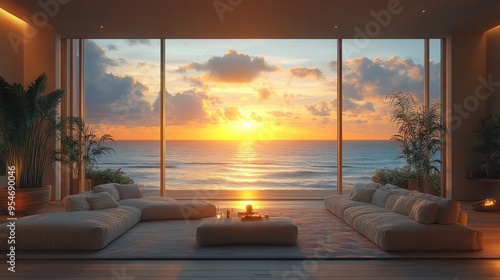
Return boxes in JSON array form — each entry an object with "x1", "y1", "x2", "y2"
[{"x1": 196, "y1": 217, "x2": 298, "y2": 246}]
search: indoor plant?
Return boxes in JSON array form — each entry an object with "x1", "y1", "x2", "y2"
[
  {"x1": 0, "y1": 74, "x2": 64, "y2": 215},
  {"x1": 55, "y1": 116, "x2": 116, "y2": 190},
  {"x1": 473, "y1": 114, "x2": 500, "y2": 179},
  {"x1": 387, "y1": 91, "x2": 447, "y2": 195}
]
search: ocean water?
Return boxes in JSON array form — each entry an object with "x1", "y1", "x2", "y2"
[{"x1": 96, "y1": 140, "x2": 406, "y2": 190}]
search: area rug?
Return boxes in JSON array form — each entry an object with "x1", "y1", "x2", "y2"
[{"x1": 14, "y1": 208, "x2": 496, "y2": 260}]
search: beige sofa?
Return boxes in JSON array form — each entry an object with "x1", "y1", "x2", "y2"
[
  {"x1": 324, "y1": 183, "x2": 484, "y2": 251},
  {"x1": 0, "y1": 205, "x2": 141, "y2": 250},
  {"x1": 0, "y1": 183, "x2": 216, "y2": 251}
]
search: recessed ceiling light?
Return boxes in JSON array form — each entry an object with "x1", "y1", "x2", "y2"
[
  {"x1": 422, "y1": 9, "x2": 426, "y2": 13},
  {"x1": 100, "y1": 25, "x2": 104, "y2": 29},
  {"x1": 334, "y1": 25, "x2": 339, "y2": 29}
]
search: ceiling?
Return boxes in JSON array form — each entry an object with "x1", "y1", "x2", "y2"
[{"x1": 6, "y1": 0, "x2": 500, "y2": 39}]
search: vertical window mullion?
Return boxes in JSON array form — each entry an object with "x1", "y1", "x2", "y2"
[{"x1": 337, "y1": 39, "x2": 343, "y2": 195}]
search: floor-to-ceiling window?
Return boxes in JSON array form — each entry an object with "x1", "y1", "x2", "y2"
[
  {"x1": 340, "y1": 39, "x2": 443, "y2": 193},
  {"x1": 84, "y1": 39, "x2": 160, "y2": 192},
  {"x1": 72, "y1": 38, "x2": 444, "y2": 196},
  {"x1": 164, "y1": 39, "x2": 338, "y2": 195}
]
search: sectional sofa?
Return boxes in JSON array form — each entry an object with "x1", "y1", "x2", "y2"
[
  {"x1": 324, "y1": 182, "x2": 484, "y2": 251},
  {"x1": 0, "y1": 183, "x2": 216, "y2": 250}
]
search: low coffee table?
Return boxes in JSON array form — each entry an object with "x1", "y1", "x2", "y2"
[{"x1": 196, "y1": 217, "x2": 298, "y2": 246}]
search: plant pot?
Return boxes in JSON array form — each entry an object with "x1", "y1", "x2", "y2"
[
  {"x1": 486, "y1": 166, "x2": 500, "y2": 179},
  {"x1": 0, "y1": 185, "x2": 51, "y2": 216}
]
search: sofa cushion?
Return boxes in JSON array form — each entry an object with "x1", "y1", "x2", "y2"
[
  {"x1": 384, "y1": 195, "x2": 400, "y2": 210},
  {"x1": 390, "y1": 188, "x2": 412, "y2": 196},
  {"x1": 113, "y1": 183, "x2": 143, "y2": 199},
  {"x1": 392, "y1": 196, "x2": 418, "y2": 216},
  {"x1": 421, "y1": 194, "x2": 461, "y2": 225},
  {"x1": 381, "y1": 183, "x2": 399, "y2": 191},
  {"x1": 349, "y1": 211, "x2": 483, "y2": 251},
  {"x1": 350, "y1": 187, "x2": 376, "y2": 202},
  {"x1": 93, "y1": 183, "x2": 121, "y2": 201},
  {"x1": 63, "y1": 193, "x2": 92, "y2": 211},
  {"x1": 0, "y1": 206, "x2": 141, "y2": 250},
  {"x1": 324, "y1": 195, "x2": 371, "y2": 221},
  {"x1": 86, "y1": 192, "x2": 119, "y2": 210},
  {"x1": 118, "y1": 196, "x2": 216, "y2": 220},
  {"x1": 370, "y1": 189, "x2": 391, "y2": 208},
  {"x1": 409, "y1": 198, "x2": 439, "y2": 224}
]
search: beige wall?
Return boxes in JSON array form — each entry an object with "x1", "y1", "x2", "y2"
[
  {"x1": 0, "y1": 2, "x2": 58, "y2": 196},
  {"x1": 450, "y1": 25, "x2": 500, "y2": 200},
  {"x1": 486, "y1": 26, "x2": 500, "y2": 116},
  {"x1": 0, "y1": 8, "x2": 24, "y2": 82}
]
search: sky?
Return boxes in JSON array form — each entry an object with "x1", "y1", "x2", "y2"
[{"x1": 85, "y1": 39, "x2": 441, "y2": 140}]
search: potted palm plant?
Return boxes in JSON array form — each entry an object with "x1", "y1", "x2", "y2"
[
  {"x1": 388, "y1": 92, "x2": 447, "y2": 195},
  {"x1": 55, "y1": 116, "x2": 116, "y2": 190},
  {"x1": 473, "y1": 114, "x2": 500, "y2": 179},
  {"x1": 0, "y1": 74, "x2": 64, "y2": 215}
]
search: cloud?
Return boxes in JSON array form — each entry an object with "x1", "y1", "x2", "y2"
[
  {"x1": 289, "y1": 67, "x2": 324, "y2": 80},
  {"x1": 155, "y1": 90, "x2": 212, "y2": 125},
  {"x1": 341, "y1": 56, "x2": 427, "y2": 101},
  {"x1": 175, "y1": 50, "x2": 280, "y2": 83},
  {"x1": 257, "y1": 87, "x2": 274, "y2": 101},
  {"x1": 84, "y1": 40, "x2": 156, "y2": 127},
  {"x1": 183, "y1": 76, "x2": 208, "y2": 90},
  {"x1": 106, "y1": 44, "x2": 118, "y2": 51},
  {"x1": 268, "y1": 111, "x2": 294, "y2": 118},
  {"x1": 305, "y1": 100, "x2": 335, "y2": 117},
  {"x1": 126, "y1": 39, "x2": 153, "y2": 46},
  {"x1": 250, "y1": 112, "x2": 263, "y2": 122},
  {"x1": 223, "y1": 106, "x2": 242, "y2": 121}
]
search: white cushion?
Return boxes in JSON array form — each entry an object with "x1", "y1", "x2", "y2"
[
  {"x1": 381, "y1": 183, "x2": 399, "y2": 191},
  {"x1": 392, "y1": 196, "x2": 418, "y2": 216},
  {"x1": 350, "y1": 187, "x2": 376, "y2": 202},
  {"x1": 409, "y1": 199, "x2": 439, "y2": 224},
  {"x1": 384, "y1": 195, "x2": 400, "y2": 210},
  {"x1": 421, "y1": 194, "x2": 461, "y2": 225},
  {"x1": 390, "y1": 188, "x2": 412, "y2": 196},
  {"x1": 370, "y1": 189, "x2": 392, "y2": 208},
  {"x1": 93, "y1": 183, "x2": 121, "y2": 201},
  {"x1": 113, "y1": 183, "x2": 143, "y2": 199},
  {"x1": 62, "y1": 194, "x2": 92, "y2": 211},
  {"x1": 86, "y1": 192, "x2": 119, "y2": 210}
]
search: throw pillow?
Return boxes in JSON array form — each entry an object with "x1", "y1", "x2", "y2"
[
  {"x1": 409, "y1": 199, "x2": 439, "y2": 224},
  {"x1": 370, "y1": 189, "x2": 392, "y2": 208},
  {"x1": 392, "y1": 196, "x2": 418, "y2": 216},
  {"x1": 421, "y1": 194, "x2": 460, "y2": 225},
  {"x1": 113, "y1": 183, "x2": 143, "y2": 199},
  {"x1": 350, "y1": 187, "x2": 376, "y2": 202},
  {"x1": 62, "y1": 194, "x2": 92, "y2": 211},
  {"x1": 86, "y1": 192, "x2": 119, "y2": 210},
  {"x1": 93, "y1": 183, "x2": 121, "y2": 201},
  {"x1": 390, "y1": 188, "x2": 412, "y2": 196},
  {"x1": 384, "y1": 195, "x2": 400, "y2": 210},
  {"x1": 381, "y1": 183, "x2": 399, "y2": 191}
]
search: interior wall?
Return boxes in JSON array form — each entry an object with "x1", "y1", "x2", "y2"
[
  {"x1": 0, "y1": 8, "x2": 24, "y2": 82},
  {"x1": 449, "y1": 31, "x2": 490, "y2": 200},
  {"x1": 484, "y1": 25, "x2": 500, "y2": 197},
  {"x1": 0, "y1": 2, "x2": 58, "y2": 197}
]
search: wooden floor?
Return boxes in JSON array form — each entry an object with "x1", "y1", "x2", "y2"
[
  {"x1": 3, "y1": 259, "x2": 500, "y2": 279},
  {"x1": 2, "y1": 194, "x2": 500, "y2": 279}
]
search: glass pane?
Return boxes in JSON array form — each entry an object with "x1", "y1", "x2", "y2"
[
  {"x1": 165, "y1": 39, "x2": 338, "y2": 198},
  {"x1": 84, "y1": 39, "x2": 160, "y2": 193},
  {"x1": 341, "y1": 39, "x2": 424, "y2": 189}
]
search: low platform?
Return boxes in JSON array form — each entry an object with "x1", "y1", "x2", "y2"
[{"x1": 196, "y1": 217, "x2": 298, "y2": 246}]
